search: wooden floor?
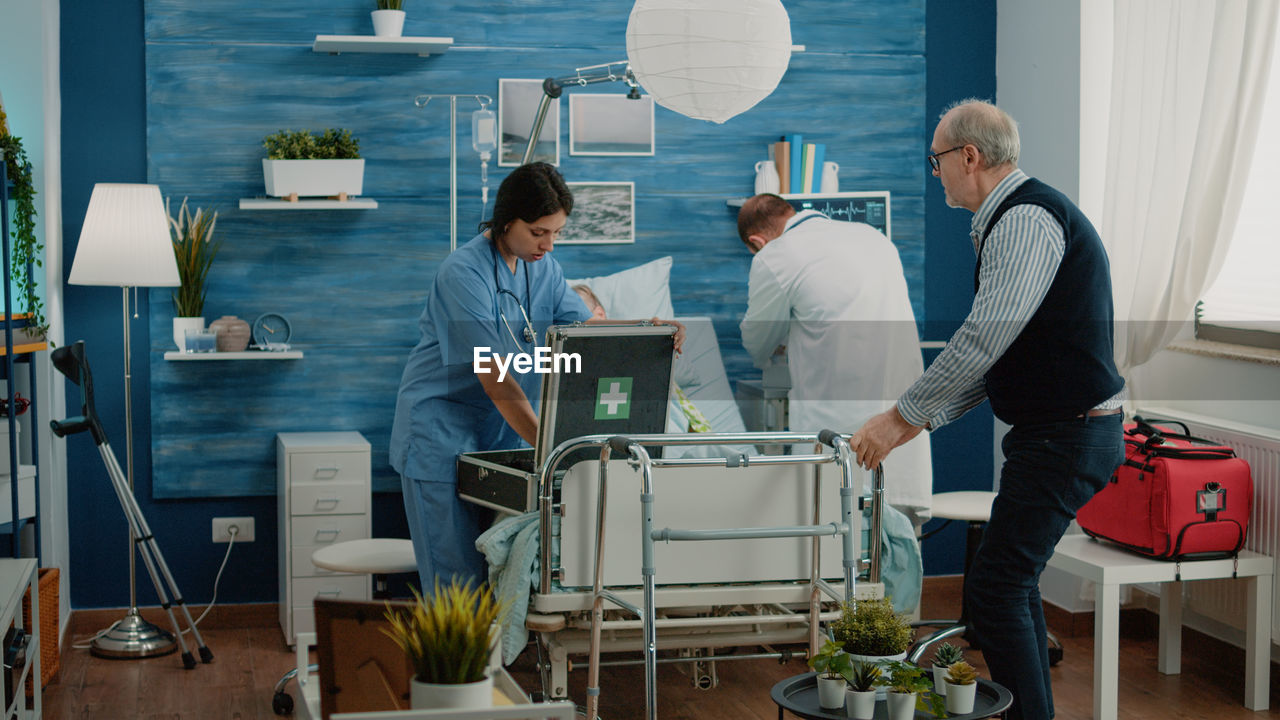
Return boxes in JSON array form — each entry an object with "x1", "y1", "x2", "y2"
[{"x1": 41, "y1": 578, "x2": 1280, "y2": 719}]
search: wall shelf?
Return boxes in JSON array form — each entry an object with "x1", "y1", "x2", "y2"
[
  {"x1": 239, "y1": 198, "x2": 378, "y2": 211},
  {"x1": 164, "y1": 350, "x2": 304, "y2": 361},
  {"x1": 312, "y1": 35, "x2": 453, "y2": 57}
]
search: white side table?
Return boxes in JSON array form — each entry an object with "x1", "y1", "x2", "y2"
[{"x1": 1047, "y1": 534, "x2": 1272, "y2": 720}]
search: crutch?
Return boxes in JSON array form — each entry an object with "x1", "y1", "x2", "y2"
[{"x1": 49, "y1": 341, "x2": 213, "y2": 669}]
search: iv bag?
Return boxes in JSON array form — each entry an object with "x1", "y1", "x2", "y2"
[{"x1": 472, "y1": 107, "x2": 497, "y2": 156}]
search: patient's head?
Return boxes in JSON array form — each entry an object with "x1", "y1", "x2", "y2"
[{"x1": 572, "y1": 284, "x2": 608, "y2": 320}]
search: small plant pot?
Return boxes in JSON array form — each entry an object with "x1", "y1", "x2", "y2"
[
  {"x1": 844, "y1": 688, "x2": 876, "y2": 719},
  {"x1": 816, "y1": 675, "x2": 846, "y2": 710},
  {"x1": 173, "y1": 316, "x2": 204, "y2": 352},
  {"x1": 371, "y1": 9, "x2": 405, "y2": 37},
  {"x1": 848, "y1": 651, "x2": 906, "y2": 700},
  {"x1": 945, "y1": 681, "x2": 977, "y2": 715},
  {"x1": 410, "y1": 675, "x2": 493, "y2": 710},
  {"x1": 884, "y1": 691, "x2": 916, "y2": 720},
  {"x1": 931, "y1": 664, "x2": 948, "y2": 696}
]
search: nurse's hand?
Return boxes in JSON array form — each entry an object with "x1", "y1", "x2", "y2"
[
  {"x1": 847, "y1": 405, "x2": 924, "y2": 470},
  {"x1": 651, "y1": 318, "x2": 686, "y2": 354}
]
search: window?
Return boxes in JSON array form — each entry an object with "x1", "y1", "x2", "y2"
[{"x1": 1196, "y1": 37, "x2": 1280, "y2": 350}]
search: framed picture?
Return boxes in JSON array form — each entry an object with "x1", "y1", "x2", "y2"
[
  {"x1": 561, "y1": 182, "x2": 635, "y2": 244},
  {"x1": 569, "y1": 94, "x2": 656, "y2": 156},
  {"x1": 499, "y1": 78, "x2": 559, "y2": 167}
]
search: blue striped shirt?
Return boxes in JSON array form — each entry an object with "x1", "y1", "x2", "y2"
[{"x1": 898, "y1": 170, "x2": 1122, "y2": 429}]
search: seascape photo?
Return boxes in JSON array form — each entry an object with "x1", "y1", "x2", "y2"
[
  {"x1": 570, "y1": 94, "x2": 655, "y2": 156},
  {"x1": 560, "y1": 182, "x2": 635, "y2": 244},
  {"x1": 499, "y1": 78, "x2": 560, "y2": 166}
]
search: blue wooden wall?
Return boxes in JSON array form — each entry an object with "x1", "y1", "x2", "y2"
[
  {"x1": 142, "y1": 0, "x2": 927, "y2": 498},
  {"x1": 60, "y1": 0, "x2": 997, "y2": 609}
]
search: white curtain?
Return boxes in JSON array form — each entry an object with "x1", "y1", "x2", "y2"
[{"x1": 1102, "y1": 0, "x2": 1278, "y2": 372}]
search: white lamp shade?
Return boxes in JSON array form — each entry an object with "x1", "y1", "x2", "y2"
[
  {"x1": 626, "y1": 0, "x2": 792, "y2": 124},
  {"x1": 69, "y1": 183, "x2": 180, "y2": 287}
]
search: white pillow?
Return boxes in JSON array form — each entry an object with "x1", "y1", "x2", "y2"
[{"x1": 566, "y1": 256, "x2": 674, "y2": 321}]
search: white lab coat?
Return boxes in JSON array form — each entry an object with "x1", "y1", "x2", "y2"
[{"x1": 740, "y1": 211, "x2": 933, "y2": 518}]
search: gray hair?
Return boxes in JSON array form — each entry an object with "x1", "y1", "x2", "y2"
[{"x1": 939, "y1": 99, "x2": 1020, "y2": 168}]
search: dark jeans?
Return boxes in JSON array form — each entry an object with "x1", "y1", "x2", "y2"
[{"x1": 964, "y1": 413, "x2": 1124, "y2": 720}]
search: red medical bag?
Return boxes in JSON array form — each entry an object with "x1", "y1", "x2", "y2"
[{"x1": 1076, "y1": 416, "x2": 1252, "y2": 560}]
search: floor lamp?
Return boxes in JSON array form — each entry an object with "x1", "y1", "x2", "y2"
[{"x1": 68, "y1": 183, "x2": 180, "y2": 658}]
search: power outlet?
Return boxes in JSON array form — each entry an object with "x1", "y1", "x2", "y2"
[{"x1": 211, "y1": 516, "x2": 255, "y2": 543}]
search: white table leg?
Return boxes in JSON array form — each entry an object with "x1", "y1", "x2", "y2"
[
  {"x1": 1245, "y1": 574, "x2": 1272, "y2": 711},
  {"x1": 1157, "y1": 580, "x2": 1182, "y2": 674},
  {"x1": 1095, "y1": 581, "x2": 1120, "y2": 720}
]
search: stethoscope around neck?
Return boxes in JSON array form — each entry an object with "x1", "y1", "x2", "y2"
[{"x1": 492, "y1": 240, "x2": 536, "y2": 348}]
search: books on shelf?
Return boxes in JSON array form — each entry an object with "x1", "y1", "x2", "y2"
[
  {"x1": 771, "y1": 140, "x2": 791, "y2": 193},
  {"x1": 765, "y1": 136, "x2": 829, "y2": 196}
]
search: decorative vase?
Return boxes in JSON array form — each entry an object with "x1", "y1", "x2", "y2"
[
  {"x1": 371, "y1": 9, "x2": 406, "y2": 37},
  {"x1": 209, "y1": 315, "x2": 251, "y2": 352},
  {"x1": 945, "y1": 681, "x2": 977, "y2": 715},
  {"x1": 845, "y1": 688, "x2": 876, "y2": 720},
  {"x1": 173, "y1": 316, "x2": 204, "y2": 352},
  {"x1": 932, "y1": 664, "x2": 948, "y2": 695},
  {"x1": 816, "y1": 675, "x2": 846, "y2": 710},
  {"x1": 885, "y1": 690, "x2": 917, "y2": 720},
  {"x1": 409, "y1": 676, "x2": 493, "y2": 710},
  {"x1": 848, "y1": 651, "x2": 906, "y2": 700}
]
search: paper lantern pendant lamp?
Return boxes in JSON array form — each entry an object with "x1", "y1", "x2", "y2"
[{"x1": 626, "y1": 0, "x2": 793, "y2": 124}]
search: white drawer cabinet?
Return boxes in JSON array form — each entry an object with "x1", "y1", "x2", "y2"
[{"x1": 278, "y1": 432, "x2": 372, "y2": 646}]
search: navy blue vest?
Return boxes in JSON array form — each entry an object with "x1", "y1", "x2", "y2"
[{"x1": 976, "y1": 178, "x2": 1124, "y2": 425}]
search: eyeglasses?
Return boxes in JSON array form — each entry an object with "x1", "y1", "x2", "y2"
[{"x1": 927, "y1": 145, "x2": 966, "y2": 172}]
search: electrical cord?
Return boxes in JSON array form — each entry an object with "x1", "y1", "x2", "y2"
[{"x1": 71, "y1": 525, "x2": 239, "y2": 648}]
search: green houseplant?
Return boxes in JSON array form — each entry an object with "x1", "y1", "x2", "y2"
[
  {"x1": 844, "y1": 660, "x2": 882, "y2": 720},
  {"x1": 1, "y1": 132, "x2": 47, "y2": 341},
  {"x1": 261, "y1": 129, "x2": 365, "y2": 200},
  {"x1": 831, "y1": 597, "x2": 914, "y2": 658},
  {"x1": 929, "y1": 641, "x2": 964, "y2": 695},
  {"x1": 808, "y1": 638, "x2": 853, "y2": 709},
  {"x1": 383, "y1": 579, "x2": 508, "y2": 710},
  {"x1": 166, "y1": 197, "x2": 221, "y2": 351},
  {"x1": 877, "y1": 660, "x2": 945, "y2": 720},
  {"x1": 372, "y1": 0, "x2": 406, "y2": 36}
]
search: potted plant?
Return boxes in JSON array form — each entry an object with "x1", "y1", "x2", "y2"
[
  {"x1": 877, "y1": 660, "x2": 945, "y2": 720},
  {"x1": 929, "y1": 641, "x2": 964, "y2": 696},
  {"x1": 383, "y1": 579, "x2": 507, "y2": 710},
  {"x1": 1, "y1": 132, "x2": 48, "y2": 342},
  {"x1": 261, "y1": 128, "x2": 363, "y2": 201},
  {"x1": 843, "y1": 660, "x2": 881, "y2": 720},
  {"x1": 167, "y1": 197, "x2": 221, "y2": 351},
  {"x1": 944, "y1": 660, "x2": 979, "y2": 715},
  {"x1": 831, "y1": 597, "x2": 913, "y2": 698},
  {"x1": 808, "y1": 638, "x2": 852, "y2": 710},
  {"x1": 372, "y1": 0, "x2": 406, "y2": 37}
]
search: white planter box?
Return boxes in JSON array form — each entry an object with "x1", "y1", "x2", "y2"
[
  {"x1": 262, "y1": 159, "x2": 365, "y2": 198},
  {"x1": 0, "y1": 465, "x2": 35, "y2": 524}
]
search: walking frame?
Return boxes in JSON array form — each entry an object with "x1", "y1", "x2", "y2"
[{"x1": 528, "y1": 429, "x2": 875, "y2": 720}]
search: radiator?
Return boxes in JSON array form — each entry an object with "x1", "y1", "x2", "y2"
[{"x1": 1137, "y1": 406, "x2": 1280, "y2": 647}]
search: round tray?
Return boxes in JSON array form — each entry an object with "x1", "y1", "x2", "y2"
[{"x1": 770, "y1": 672, "x2": 1013, "y2": 720}]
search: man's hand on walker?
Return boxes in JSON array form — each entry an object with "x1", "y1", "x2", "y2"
[{"x1": 848, "y1": 405, "x2": 925, "y2": 470}]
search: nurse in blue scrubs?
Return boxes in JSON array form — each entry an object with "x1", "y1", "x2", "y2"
[{"x1": 390, "y1": 163, "x2": 595, "y2": 588}]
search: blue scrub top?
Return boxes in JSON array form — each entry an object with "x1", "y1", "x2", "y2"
[{"x1": 390, "y1": 233, "x2": 592, "y2": 482}]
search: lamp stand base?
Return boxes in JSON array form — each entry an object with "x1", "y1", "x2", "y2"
[{"x1": 89, "y1": 610, "x2": 177, "y2": 659}]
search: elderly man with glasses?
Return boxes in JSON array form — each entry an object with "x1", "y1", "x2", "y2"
[{"x1": 847, "y1": 99, "x2": 1127, "y2": 720}]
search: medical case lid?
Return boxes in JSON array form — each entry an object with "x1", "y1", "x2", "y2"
[{"x1": 534, "y1": 322, "x2": 676, "y2": 468}]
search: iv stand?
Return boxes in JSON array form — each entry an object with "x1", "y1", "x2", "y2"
[
  {"x1": 522, "y1": 60, "x2": 640, "y2": 165},
  {"x1": 413, "y1": 94, "x2": 493, "y2": 253}
]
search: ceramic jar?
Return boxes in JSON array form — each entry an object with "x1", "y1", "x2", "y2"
[{"x1": 209, "y1": 315, "x2": 251, "y2": 352}]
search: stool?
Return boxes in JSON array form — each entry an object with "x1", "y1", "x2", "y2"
[
  {"x1": 270, "y1": 538, "x2": 417, "y2": 715},
  {"x1": 310, "y1": 538, "x2": 418, "y2": 599},
  {"x1": 908, "y1": 491, "x2": 1064, "y2": 666}
]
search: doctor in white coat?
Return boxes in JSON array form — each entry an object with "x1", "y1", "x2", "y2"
[{"x1": 737, "y1": 194, "x2": 933, "y2": 521}]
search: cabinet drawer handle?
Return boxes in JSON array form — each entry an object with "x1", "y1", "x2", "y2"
[
  {"x1": 313, "y1": 529, "x2": 341, "y2": 542},
  {"x1": 315, "y1": 590, "x2": 343, "y2": 598},
  {"x1": 311, "y1": 467, "x2": 340, "y2": 480},
  {"x1": 313, "y1": 498, "x2": 341, "y2": 511}
]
